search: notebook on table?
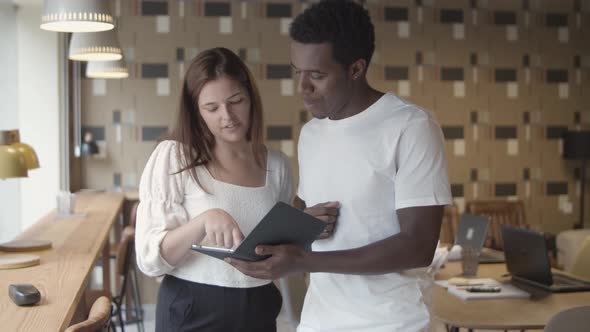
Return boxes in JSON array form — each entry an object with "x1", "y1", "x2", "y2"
[
  {"x1": 191, "y1": 202, "x2": 326, "y2": 262},
  {"x1": 436, "y1": 278, "x2": 530, "y2": 301},
  {"x1": 501, "y1": 225, "x2": 590, "y2": 293}
]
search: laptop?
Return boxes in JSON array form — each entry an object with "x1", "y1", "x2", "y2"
[
  {"x1": 501, "y1": 225, "x2": 590, "y2": 292},
  {"x1": 455, "y1": 214, "x2": 506, "y2": 263}
]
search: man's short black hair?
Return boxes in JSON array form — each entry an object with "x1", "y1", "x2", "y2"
[{"x1": 289, "y1": 0, "x2": 375, "y2": 69}]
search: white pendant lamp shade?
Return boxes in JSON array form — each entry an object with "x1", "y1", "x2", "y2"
[
  {"x1": 40, "y1": 0, "x2": 115, "y2": 33},
  {"x1": 69, "y1": 30, "x2": 123, "y2": 61},
  {"x1": 86, "y1": 59, "x2": 129, "y2": 79}
]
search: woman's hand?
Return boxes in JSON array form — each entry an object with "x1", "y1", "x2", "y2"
[{"x1": 201, "y1": 209, "x2": 244, "y2": 248}]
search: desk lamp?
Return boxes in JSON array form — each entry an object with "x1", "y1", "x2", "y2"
[
  {"x1": 0, "y1": 129, "x2": 40, "y2": 179},
  {"x1": 0, "y1": 130, "x2": 49, "y2": 260}
]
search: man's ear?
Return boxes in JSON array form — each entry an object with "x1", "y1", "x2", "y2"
[{"x1": 349, "y1": 58, "x2": 367, "y2": 80}]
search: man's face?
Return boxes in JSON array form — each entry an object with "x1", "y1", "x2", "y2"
[{"x1": 290, "y1": 41, "x2": 352, "y2": 119}]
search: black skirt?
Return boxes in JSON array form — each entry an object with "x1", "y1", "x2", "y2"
[{"x1": 155, "y1": 275, "x2": 283, "y2": 332}]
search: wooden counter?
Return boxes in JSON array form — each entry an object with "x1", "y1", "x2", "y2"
[{"x1": 0, "y1": 192, "x2": 124, "y2": 332}]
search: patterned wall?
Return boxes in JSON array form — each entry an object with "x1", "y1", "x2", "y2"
[{"x1": 81, "y1": 0, "x2": 590, "y2": 235}]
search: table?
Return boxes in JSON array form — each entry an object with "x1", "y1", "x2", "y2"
[
  {"x1": 431, "y1": 261, "x2": 590, "y2": 331},
  {"x1": 0, "y1": 192, "x2": 124, "y2": 332}
]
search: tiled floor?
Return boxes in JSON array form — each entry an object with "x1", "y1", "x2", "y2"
[
  {"x1": 109, "y1": 279, "x2": 541, "y2": 332},
  {"x1": 119, "y1": 305, "x2": 540, "y2": 332},
  {"x1": 94, "y1": 268, "x2": 542, "y2": 332},
  {"x1": 121, "y1": 304, "x2": 297, "y2": 332}
]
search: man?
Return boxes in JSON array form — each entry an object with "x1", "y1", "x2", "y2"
[{"x1": 227, "y1": 1, "x2": 452, "y2": 331}]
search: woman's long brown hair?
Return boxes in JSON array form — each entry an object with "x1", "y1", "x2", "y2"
[{"x1": 170, "y1": 47, "x2": 265, "y2": 188}]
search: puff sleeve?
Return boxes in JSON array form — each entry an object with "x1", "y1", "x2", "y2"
[{"x1": 135, "y1": 140, "x2": 190, "y2": 277}]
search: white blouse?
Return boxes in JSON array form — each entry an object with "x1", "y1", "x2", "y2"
[{"x1": 135, "y1": 140, "x2": 294, "y2": 288}]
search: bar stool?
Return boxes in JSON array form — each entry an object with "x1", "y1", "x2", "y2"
[
  {"x1": 108, "y1": 199, "x2": 144, "y2": 331},
  {"x1": 66, "y1": 296, "x2": 113, "y2": 332},
  {"x1": 87, "y1": 226, "x2": 144, "y2": 332}
]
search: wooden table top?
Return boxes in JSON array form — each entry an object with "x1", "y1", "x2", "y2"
[
  {"x1": 0, "y1": 192, "x2": 124, "y2": 332},
  {"x1": 432, "y1": 261, "x2": 590, "y2": 330}
]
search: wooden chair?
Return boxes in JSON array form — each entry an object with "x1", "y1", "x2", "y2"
[
  {"x1": 109, "y1": 200, "x2": 143, "y2": 329},
  {"x1": 65, "y1": 296, "x2": 113, "y2": 332},
  {"x1": 465, "y1": 200, "x2": 527, "y2": 250},
  {"x1": 127, "y1": 200, "x2": 139, "y2": 228},
  {"x1": 111, "y1": 200, "x2": 139, "y2": 256},
  {"x1": 86, "y1": 226, "x2": 143, "y2": 332},
  {"x1": 439, "y1": 204, "x2": 459, "y2": 245}
]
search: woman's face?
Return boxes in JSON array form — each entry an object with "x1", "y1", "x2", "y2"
[{"x1": 198, "y1": 75, "x2": 251, "y2": 145}]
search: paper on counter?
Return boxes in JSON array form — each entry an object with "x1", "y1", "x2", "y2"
[{"x1": 436, "y1": 278, "x2": 530, "y2": 301}]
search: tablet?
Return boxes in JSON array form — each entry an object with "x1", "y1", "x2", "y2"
[{"x1": 191, "y1": 202, "x2": 326, "y2": 261}]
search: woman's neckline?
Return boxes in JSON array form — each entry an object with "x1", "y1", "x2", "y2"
[{"x1": 203, "y1": 149, "x2": 269, "y2": 189}]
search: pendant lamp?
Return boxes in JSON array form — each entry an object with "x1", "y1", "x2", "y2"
[
  {"x1": 69, "y1": 29, "x2": 122, "y2": 61},
  {"x1": 86, "y1": 59, "x2": 129, "y2": 79},
  {"x1": 40, "y1": 0, "x2": 115, "y2": 33}
]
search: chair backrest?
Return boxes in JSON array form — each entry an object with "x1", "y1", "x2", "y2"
[
  {"x1": 465, "y1": 200, "x2": 527, "y2": 250},
  {"x1": 116, "y1": 226, "x2": 135, "y2": 278},
  {"x1": 65, "y1": 296, "x2": 112, "y2": 332},
  {"x1": 544, "y1": 306, "x2": 590, "y2": 332},
  {"x1": 571, "y1": 237, "x2": 590, "y2": 281},
  {"x1": 439, "y1": 204, "x2": 459, "y2": 244},
  {"x1": 112, "y1": 226, "x2": 135, "y2": 306},
  {"x1": 128, "y1": 200, "x2": 139, "y2": 228}
]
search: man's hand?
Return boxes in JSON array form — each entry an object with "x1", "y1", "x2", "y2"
[
  {"x1": 304, "y1": 201, "x2": 340, "y2": 239},
  {"x1": 225, "y1": 244, "x2": 307, "y2": 279}
]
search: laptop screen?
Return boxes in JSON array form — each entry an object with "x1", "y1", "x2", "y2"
[
  {"x1": 455, "y1": 214, "x2": 489, "y2": 250},
  {"x1": 501, "y1": 225, "x2": 553, "y2": 285}
]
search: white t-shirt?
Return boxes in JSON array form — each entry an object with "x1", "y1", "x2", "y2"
[
  {"x1": 135, "y1": 140, "x2": 294, "y2": 288},
  {"x1": 297, "y1": 93, "x2": 452, "y2": 332}
]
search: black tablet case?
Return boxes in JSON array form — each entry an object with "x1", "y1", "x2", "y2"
[{"x1": 191, "y1": 202, "x2": 326, "y2": 261}]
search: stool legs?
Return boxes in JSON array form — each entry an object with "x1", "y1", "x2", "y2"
[{"x1": 130, "y1": 268, "x2": 145, "y2": 332}]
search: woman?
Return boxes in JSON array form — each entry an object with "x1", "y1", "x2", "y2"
[{"x1": 135, "y1": 47, "x2": 294, "y2": 331}]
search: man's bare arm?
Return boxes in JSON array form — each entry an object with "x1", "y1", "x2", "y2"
[
  {"x1": 226, "y1": 205, "x2": 444, "y2": 279},
  {"x1": 302, "y1": 205, "x2": 443, "y2": 274}
]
